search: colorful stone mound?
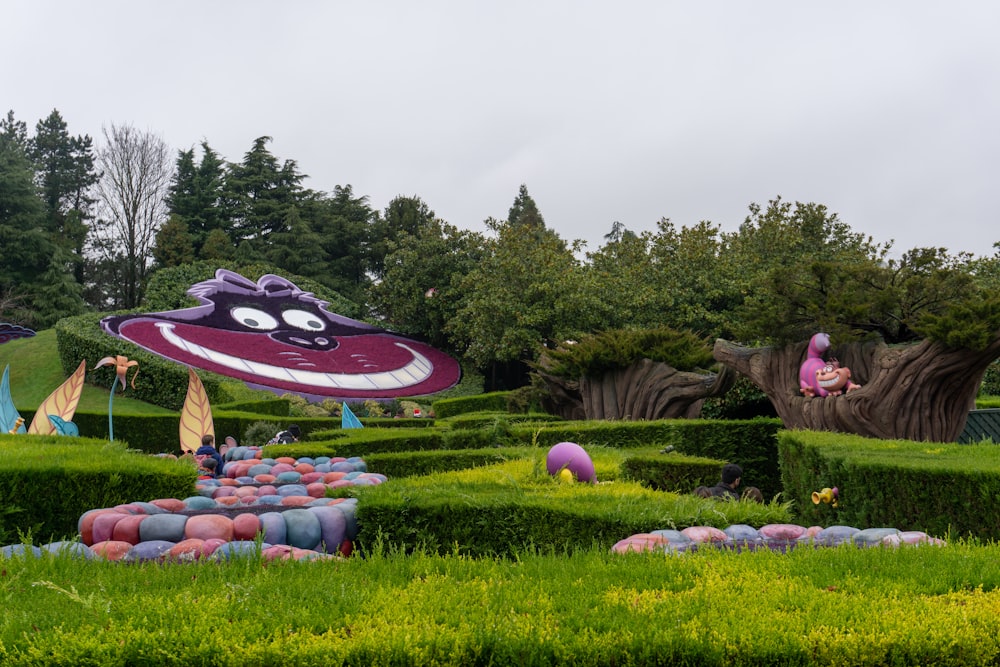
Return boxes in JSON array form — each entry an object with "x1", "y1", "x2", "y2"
[
  {"x1": 0, "y1": 454, "x2": 379, "y2": 563},
  {"x1": 612, "y1": 523, "x2": 946, "y2": 554}
]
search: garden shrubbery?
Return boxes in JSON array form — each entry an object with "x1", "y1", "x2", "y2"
[
  {"x1": 779, "y1": 430, "x2": 1000, "y2": 539},
  {"x1": 8, "y1": 403, "x2": 1000, "y2": 663}
]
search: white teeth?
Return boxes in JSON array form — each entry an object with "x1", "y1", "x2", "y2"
[{"x1": 154, "y1": 322, "x2": 432, "y2": 390}]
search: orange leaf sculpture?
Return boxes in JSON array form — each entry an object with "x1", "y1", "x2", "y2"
[
  {"x1": 28, "y1": 360, "x2": 87, "y2": 435},
  {"x1": 179, "y1": 367, "x2": 214, "y2": 453}
]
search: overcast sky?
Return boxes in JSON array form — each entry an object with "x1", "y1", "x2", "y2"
[{"x1": 5, "y1": 1, "x2": 998, "y2": 257}]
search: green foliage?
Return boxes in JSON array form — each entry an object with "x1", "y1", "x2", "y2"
[
  {"x1": 447, "y1": 197, "x2": 602, "y2": 369},
  {"x1": 620, "y1": 452, "x2": 731, "y2": 493},
  {"x1": 5, "y1": 544, "x2": 1000, "y2": 664},
  {"x1": 779, "y1": 430, "x2": 1000, "y2": 539},
  {"x1": 0, "y1": 123, "x2": 84, "y2": 329},
  {"x1": 368, "y1": 217, "x2": 486, "y2": 351},
  {"x1": 164, "y1": 141, "x2": 228, "y2": 258},
  {"x1": 360, "y1": 447, "x2": 530, "y2": 479},
  {"x1": 0, "y1": 436, "x2": 195, "y2": 541},
  {"x1": 151, "y1": 214, "x2": 195, "y2": 268},
  {"x1": 914, "y1": 291, "x2": 1000, "y2": 351},
  {"x1": 242, "y1": 421, "x2": 282, "y2": 448},
  {"x1": 367, "y1": 194, "x2": 439, "y2": 280},
  {"x1": 351, "y1": 457, "x2": 791, "y2": 558},
  {"x1": 539, "y1": 327, "x2": 715, "y2": 379},
  {"x1": 701, "y1": 373, "x2": 777, "y2": 420},
  {"x1": 737, "y1": 241, "x2": 992, "y2": 346},
  {"x1": 442, "y1": 411, "x2": 563, "y2": 431},
  {"x1": 432, "y1": 391, "x2": 519, "y2": 418},
  {"x1": 980, "y1": 360, "x2": 1000, "y2": 397},
  {"x1": 27, "y1": 109, "x2": 98, "y2": 293}
]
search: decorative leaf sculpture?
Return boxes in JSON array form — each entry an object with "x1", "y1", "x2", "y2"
[
  {"x1": 29, "y1": 360, "x2": 86, "y2": 435},
  {"x1": 0, "y1": 365, "x2": 25, "y2": 434},
  {"x1": 179, "y1": 367, "x2": 214, "y2": 453},
  {"x1": 47, "y1": 415, "x2": 80, "y2": 436}
]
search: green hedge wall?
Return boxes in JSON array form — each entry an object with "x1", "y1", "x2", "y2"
[
  {"x1": 620, "y1": 453, "x2": 730, "y2": 494},
  {"x1": 17, "y1": 409, "x2": 336, "y2": 455},
  {"x1": 432, "y1": 391, "x2": 519, "y2": 418},
  {"x1": 349, "y1": 459, "x2": 791, "y2": 557},
  {"x1": 440, "y1": 411, "x2": 564, "y2": 430},
  {"x1": 361, "y1": 447, "x2": 530, "y2": 479},
  {"x1": 779, "y1": 430, "x2": 1000, "y2": 539},
  {"x1": 265, "y1": 427, "x2": 502, "y2": 459},
  {"x1": 0, "y1": 436, "x2": 196, "y2": 542},
  {"x1": 500, "y1": 418, "x2": 783, "y2": 498}
]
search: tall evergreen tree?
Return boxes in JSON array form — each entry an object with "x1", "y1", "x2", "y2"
[
  {"x1": 28, "y1": 109, "x2": 99, "y2": 285},
  {"x1": 165, "y1": 141, "x2": 228, "y2": 257},
  {"x1": 0, "y1": 119, "x2": 84, "y2": 326},
  {"x1": 306, "y1": 184, "x2": 376, "y2": 304},
  {"x1": 223, "y1": 136, "x2": 306, "y2": 252},
  {"x1": 0, "y1": 111, "x2": 28, "y2": 152},
  {"x1": 264, "y1": 205, "x2": 327, "y2": 277},
  {"x1": 201, "y1": 228, "x2": 235, "y2": 261},
  {"x1": 507, "y1": 183, "x2": 545, "y2": 229},
  {"x1": 152, "y1": 214, "x2": 196, "y2": 268}
]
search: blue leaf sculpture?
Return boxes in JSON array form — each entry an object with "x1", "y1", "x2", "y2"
[
  {"x1": 48, "y1": 415, "x2": 80, "y2": 437},
  {"x1": 0, "y1": 365, "x2": 25, "y2": 434}
]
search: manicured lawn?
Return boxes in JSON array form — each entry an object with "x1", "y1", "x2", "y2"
[{"x1": 0, "y1": 328, "x2": 174, "y2": 415}]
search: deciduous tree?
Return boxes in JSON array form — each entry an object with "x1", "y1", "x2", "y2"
[{"x1": 91, "y1": 123, "x2": 174, "y2": 308}]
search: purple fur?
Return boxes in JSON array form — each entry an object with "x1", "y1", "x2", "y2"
[{"x1": 799, "y1": 332, "x2": 831, "y2": 397}]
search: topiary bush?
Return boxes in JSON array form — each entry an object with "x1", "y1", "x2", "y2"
[{"x1": 243, "y1": 421, "x2": 283, "y2": 448}]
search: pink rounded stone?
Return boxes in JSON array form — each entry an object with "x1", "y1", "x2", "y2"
[
  {"x1": 233, "y1": 513, "x2": 262, "y2": 541},
  {"x1": 184, "y1": 514, "x2": 234, "y2": 542}
]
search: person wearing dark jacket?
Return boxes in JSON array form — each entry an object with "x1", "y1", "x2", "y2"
[
  {"x1": 709, "y1": 463, "x2": 743, "y2": 500},
  {"x1": 195, "y1": 434, "x2": 224, "y2": 477},
  {"x1": 269, "y1": 424, "x2": 301, "y2": 445}
]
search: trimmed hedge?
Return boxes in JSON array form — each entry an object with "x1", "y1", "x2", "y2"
[
  {"x1": 265, "y1": 427, "x2": 501, "y2": 459},
  {"x1": 621, "y1": 453, "x2": 731, "y2": 494},
  {"x1": 15, "y1": 409, "x2": 335, "y2": 455},
  {"x1": 432, "y1": 391, "x2": 520, "y2": 418},
  {"x1": 652, "y1": 418, "x2": 783, "y2": 499},
  {"x1": 349, "y1": 458, "x2": 791, "y2": 557},
  {"x1": 0, "y1": 436, "x2": 196, "y2": 542},
  {"x1": 440, "y1": 411, "x2": 564, "y2": 431},
  {"x1": 361, "y1": 447, "x2": 532, "y2": 479},
  {"x1": 500, "y1": 418, "x2": 783, "y2": 499},
  {"x1": 779, "y1": 430, "x2": 1000, "y2": 539}
]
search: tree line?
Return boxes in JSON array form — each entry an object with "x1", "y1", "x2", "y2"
[{"x1": 2, "y1": 108, "x2": 999, "y2": 390}]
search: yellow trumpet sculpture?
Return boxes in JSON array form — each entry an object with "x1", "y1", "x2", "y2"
[{"x1": 811, "y1": 487, "x2": 839, "y2": 508}]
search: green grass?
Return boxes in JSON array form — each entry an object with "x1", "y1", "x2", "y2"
[
  {"x1": 2, "y1": 542, "x2": 1000, "y2": 664},
  {"x1": 0, "y1": 329, "x2": 174, "y2": 415}
]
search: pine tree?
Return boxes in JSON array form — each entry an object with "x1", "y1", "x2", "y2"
[
  {"x1": 28, "y1": 109, "x2": 98, "y2": 285},
  {"x1": 152, "y1": 214, "x2": 196, "y2": 268}
]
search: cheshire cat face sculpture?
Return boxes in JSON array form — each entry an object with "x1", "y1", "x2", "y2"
[
  {"x1": 799, "y1": 333, "x2": 861, "y2": 398},
  {"x1": 814, "y1": 360, "x2": 859, "y2": 396},
  {"x1": 101, "y1": 270, "x2": 461, "y2": 400}
]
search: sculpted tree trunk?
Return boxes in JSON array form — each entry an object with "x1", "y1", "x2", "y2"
[
  {"x1": 536, "y1": 358, "x2": 735, "y2": 421},
  {"x1": 713, "y1": 335, "x2": 1000, "y2": 442}
]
